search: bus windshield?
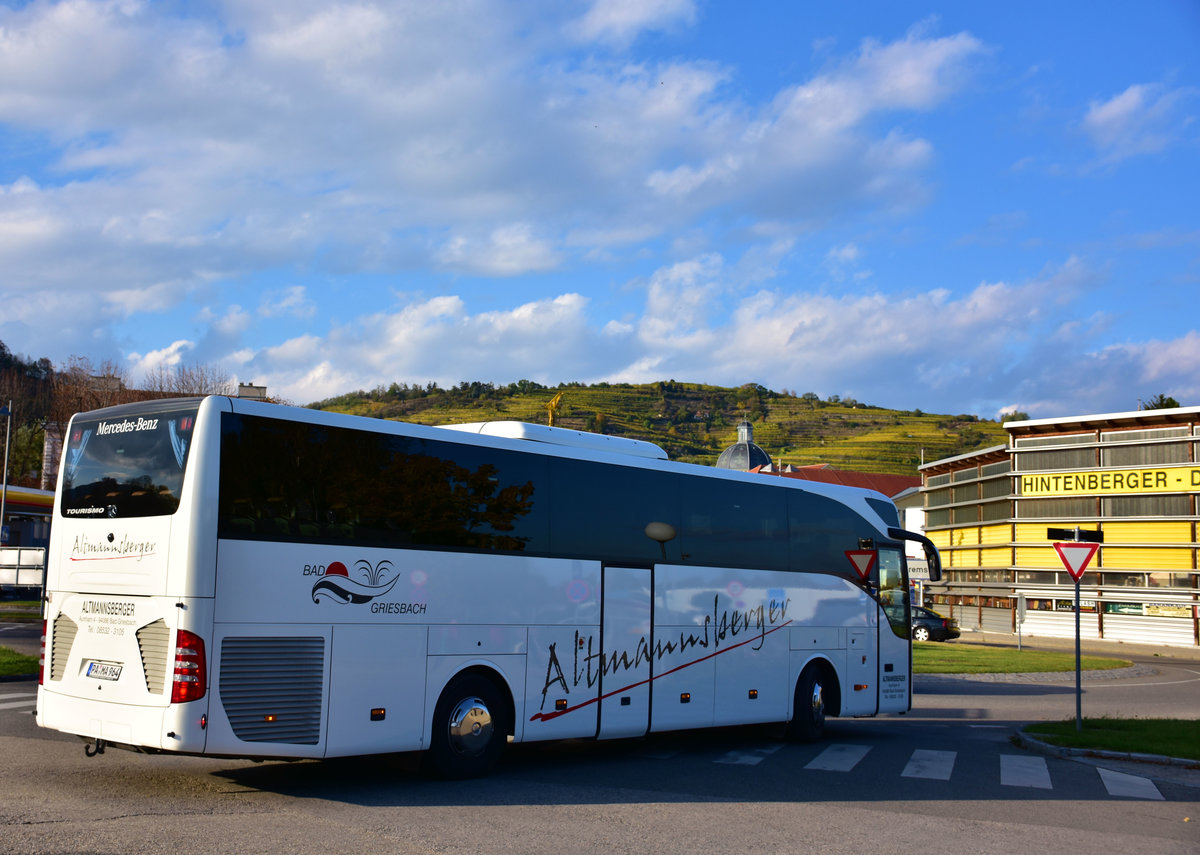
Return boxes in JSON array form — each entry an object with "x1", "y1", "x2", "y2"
[{"x1": 60, "y1": 404, "x2": 199, "y2": 519}]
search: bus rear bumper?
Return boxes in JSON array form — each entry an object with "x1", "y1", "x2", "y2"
[{"x1": 36, "y1": 687, "x2": 209, "y2": 754}]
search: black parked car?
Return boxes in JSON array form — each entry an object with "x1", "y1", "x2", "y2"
[{"x1": 910, "y1": 606, "x2": 960, "y2": 642}]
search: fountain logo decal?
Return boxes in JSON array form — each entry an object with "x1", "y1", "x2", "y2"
[{"x1": 310, "y1": 559, "x2": 401, "y2": 605}]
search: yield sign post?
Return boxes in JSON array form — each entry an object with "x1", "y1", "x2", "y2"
[{"x1": 1051, "y1": 536, "x2": 1101, "y2": 732}]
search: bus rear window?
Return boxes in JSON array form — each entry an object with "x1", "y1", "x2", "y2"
[{"x1": 60, "y1": 407, "x2": 198, "y2": 518}]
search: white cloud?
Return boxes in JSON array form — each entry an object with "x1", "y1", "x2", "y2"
[
  {"x1": 636, "y1": 26, "x2": 981, "y2": 220},
  {"x1": 827, "y1": 243, "x2": 860, "y2": 263},
  {"x1": 255, "y1": 4, "x2": 392, "y2": 68},
  {"x1": 997, "y1": 330, "x2": 1200, "y2": 422},
  {"x1": 232, "y1": 253, "x2": 1197, "y2": 423},
  {"x1": 213, "y1": 305, "x2": 252, "y2": 336},
  {"x1": 853, "y1": 27, "x2": 984, "y2": 111},
  {"x1": 572, "y1": 0, "x2": 697, "y2": 47},
  {"x1": 127, "y1": 339, "x2": 195, "y2": 383},
  {"x1": 436, "y1": 224, "x2": 561, "y2": 276},
  {"x1": 0, "y1": 4, "x2": 987, "y2": 333},
  {"x1": 259, "y1": 286, "x2": 316, "y2": 319},
  {"x1": 1113, "y1": 330, "x2": 1200, "y2": 389},
  {"x1": 638, "y1": 254, "x2": 724, "y2": 344},
  {"x1": 773, "y1": 28, "x2": 982, "y2": 138},
  {"x1": 254, "y1": 293, "x2": 609, "y2": 402},
  {"x1": 1082, "y1": 83, "x2": 1190, "y2": 165}
]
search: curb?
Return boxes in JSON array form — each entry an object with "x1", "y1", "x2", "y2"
[
  {"x1": 0, "y1": 673, "x2": 37, "y2": 683},
  {"x1": 1015, "y1": 730, "x2": 1200, "y2": 771},
  {"x1": 915, "y1": 663, "x2": 1155, "y2": 683}
]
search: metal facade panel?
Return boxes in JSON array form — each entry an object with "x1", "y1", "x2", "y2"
[
  {"x1": 1103, "y1": 547, "x2": 1192, "y2": 570},
  {"x1": 1102, "y1": 614, "x2": 1195, "y2": 646},
  {"x1": 979, "y1": 524, "x2": 1010, "y2": 545},
  {"x1": 1015, "y1": 546, "x2": 1056, "y2": 566},
  {"x1": 1103, "y1": 521, "x2": 1192, "y2": 543}
]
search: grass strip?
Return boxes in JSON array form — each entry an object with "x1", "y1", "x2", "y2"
[
  {"x1": 0, "y1": 645, "x2": 38, "y2": 678},
  {"x1": 0, "y1": 600, "x2": 42, "y2": 622},
  {"x1": 1026, "y1": 718, "x2": 1200, "y2": 762},
  {"x1": 913, "y1": 643, "x2": 1129, "y2": 674}
]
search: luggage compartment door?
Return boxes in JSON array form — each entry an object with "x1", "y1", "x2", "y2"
[{"x1": 597, "y1": 566, "x2": 652, "y2": 739}]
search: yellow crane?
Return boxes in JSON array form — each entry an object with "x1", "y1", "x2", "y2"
[{"x1": 545, "y1": 391, "x2": 564, "y2": 427}]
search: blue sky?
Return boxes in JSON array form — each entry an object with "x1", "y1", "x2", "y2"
[{"x1": 1, "y1": 1, "x2": 1197, "y2": 417}]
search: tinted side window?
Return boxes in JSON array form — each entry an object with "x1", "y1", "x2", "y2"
[
  {"x1": 680, "y1": 477, "x2": 788, "y2": 571},
  {"x1": 549, "y1": 459, "x2": 681, "y2": 564},
  {"x1": 788, "y1": 490, "x2": 875, "y2": 581},
  {"x1": 219, "y1": 414, "x2": 548, "y2": 553}
]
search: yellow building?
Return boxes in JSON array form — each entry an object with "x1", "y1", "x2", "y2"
[{"x1": 920, "y1": 406, "x2": 1199, "y2": 648}]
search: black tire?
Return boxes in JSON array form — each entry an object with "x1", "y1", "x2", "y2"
[
  {"x1": 913, "y1": 626, "x2": 931, "y2": 642},
  {"x1": 788, "y1": 664, "x2": 826, "y2": 742},
  {"x1": 427, "y1": 673, "x2": 508, "y2": 779}
]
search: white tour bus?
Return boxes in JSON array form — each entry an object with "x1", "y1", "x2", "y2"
[{"x1": 37, "y1": 396, "x2": 940, "y2": 777}]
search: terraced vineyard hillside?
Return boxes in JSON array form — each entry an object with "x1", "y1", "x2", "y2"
[{"x1": 310, "y1": 380, "x2": 1007, "y2": 475}]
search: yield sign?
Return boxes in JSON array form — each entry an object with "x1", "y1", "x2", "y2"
[
  {"x1": 1053, "y1": 542, "x2": 1099, "y2": 582},
  {"x1": 845, "y1": 550, "x2": 877, "y2": 582}
]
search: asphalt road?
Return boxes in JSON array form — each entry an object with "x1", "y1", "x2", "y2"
[
  {"x1": 1, "y1": 633, "x2": 1198, "y2": 854},
  {"x1": 0, "y1": 620, "x2": 40, "y2": 659}
]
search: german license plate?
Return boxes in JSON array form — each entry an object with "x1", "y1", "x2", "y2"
[{"x1": 85, "y1": 661, "x2": 123, "y2": 681}]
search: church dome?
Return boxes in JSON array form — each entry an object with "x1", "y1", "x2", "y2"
[{"x1": 715, "y1": 420, "x2": 772, "y2": 470}]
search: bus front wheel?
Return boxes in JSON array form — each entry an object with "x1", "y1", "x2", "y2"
[
  {"x1": 427, "y1": 673, "x2": 508, "y2": 779},
  {"x1": 788, "y1": 664, "x2": 827, "y2": 742}
]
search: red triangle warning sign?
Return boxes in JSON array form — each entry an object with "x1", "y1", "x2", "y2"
[
  {"x1": 845, "y1": 550, "x2": 877, "y2": 581},
  {"x1": 1053, "y1": 542, "x2": 1099, "y2": 581}
]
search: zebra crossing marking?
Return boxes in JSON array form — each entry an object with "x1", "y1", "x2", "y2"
[
  {"x1": 804, "y1": 743, "x2": 871, "y2": 772},
  {"x1": 741, "y1": 743, "x2": 1167, "y2": 801},
  {"x1": 1000, "y1": 754, "x2": 1052, "y2": 789},
  {"x1": 901, "y1": 749, "x2": 956, "y2": 780},
  {"x1": 715, "y1": 744, "x2": 784, "y2": 766},
  {"x1": 1098, "y1": 768, "x2": 1164, "y2": 800}
]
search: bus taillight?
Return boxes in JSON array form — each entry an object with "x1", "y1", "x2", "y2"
[
  {"x1": 38, "y1": 620, "x2": 46, "y2": 686},
  {"x1": 171, "y1": 630, "x2": 207, "y2": 704}
]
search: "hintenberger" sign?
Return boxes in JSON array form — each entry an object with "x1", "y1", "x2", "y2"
[{"x1": 1020, "y1": 466, "x2": 1200, "y2": 497}]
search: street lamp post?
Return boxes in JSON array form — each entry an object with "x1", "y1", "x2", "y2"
[{"x1": 0, "y1": 400, "x2": 10, "y2": 546}]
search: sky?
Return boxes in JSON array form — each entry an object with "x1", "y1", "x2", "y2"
[{"x1": 1, "y1": 1, "x2": 1198, "y2": 418}]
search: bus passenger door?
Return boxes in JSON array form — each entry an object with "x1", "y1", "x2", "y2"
[
  {"x1": 876, "y1": 547, "x2": 911, "y2": 713},
  {"x1": 598, "y1": 566, "x2": 652, "y2": 739}
]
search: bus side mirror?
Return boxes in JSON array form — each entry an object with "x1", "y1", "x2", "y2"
[
  {"x1": 924, "y1": 541, "x2": 942, "y2": 583},
  {"x1": 886, "y1": 527, "x2": 942, "y2": 583}
]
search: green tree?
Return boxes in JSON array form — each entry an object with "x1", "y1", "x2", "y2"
[
  {"x1": 1144, "y1": 393, "x2": 1180, "y2": 410},
  {"x1": 8, "y1": 423, "x2": 45, "y2": 488}
]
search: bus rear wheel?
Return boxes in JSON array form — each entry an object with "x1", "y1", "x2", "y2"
[
  {"x1": 788, "y1": 664, "x2": 827, "y2": 742},
  {"x1": 427, "y1": 673, "x2": 507, "y2": 779}
]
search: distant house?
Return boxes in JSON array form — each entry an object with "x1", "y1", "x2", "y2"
[
  {"x1": 714, "y1": 419, "x2": 919, "y2": 499},
  {"x1": 750, "y1": 462, "x2": 920, "y2": 501}
]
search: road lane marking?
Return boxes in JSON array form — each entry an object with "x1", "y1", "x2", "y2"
[
  {"x1": 1089, "y1": 667, "x2": 1200, "y2": 688},
  {"x1": 804, "y1": 744, "x2": 871, "y2": 772},
  {"x1": 1000, "y1": 754, "x2": 1052, "y2": 789},
  {"x1": 901, "y1": 749, "x2": 956, "y2": 780},
  {"x1": 0, "y1": 694, "x2": 36, "y2": 710},
  {"x1": 1098, "y1": 768, "x2": 1164, "y2": 800}
]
